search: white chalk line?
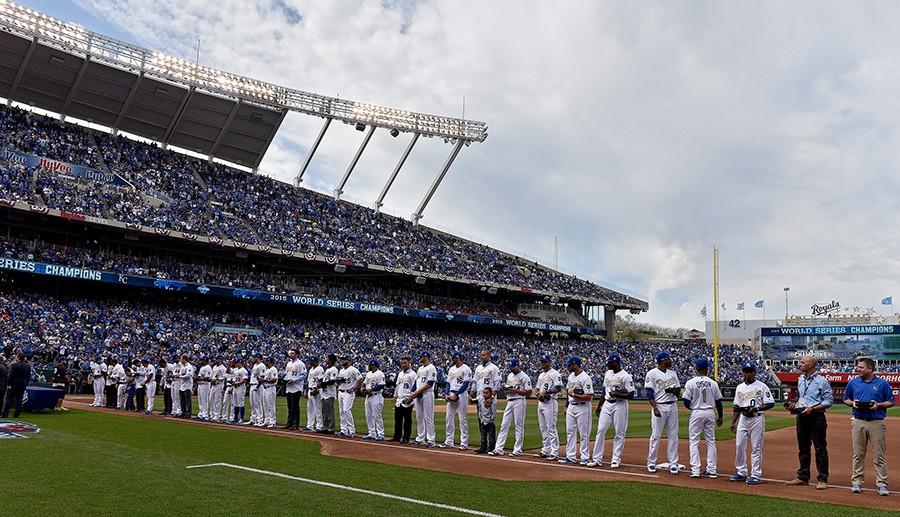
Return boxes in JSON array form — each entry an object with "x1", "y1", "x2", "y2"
[{"x1": 186, "y1": 462, "x2": 504, "y2": 516}]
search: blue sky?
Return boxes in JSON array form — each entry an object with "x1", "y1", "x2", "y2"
[{"x1": 17, "y1": 1, "x2": 900, "y2": 328}]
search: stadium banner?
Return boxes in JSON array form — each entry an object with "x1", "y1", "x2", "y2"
[
  {"x1": 776, "y1": 372, "x2": 900, "y2": 403},
  {"x1": 0, "y1": 258, "x2": 603, "y2": 336},
  {"x1": 2, "y1": 148, "x2": 129, "y2": 186},
  {"x1": 761, "y1": 325, "x2": 900, "y2": 360}
]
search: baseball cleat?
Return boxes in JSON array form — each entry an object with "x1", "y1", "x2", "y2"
[
  {"x1": 702, "y1": 471, "x2": 718, "y2": 479},
  {"x1": 425, "y1": 443, "x2": 436, "y2": 448},
  {"x1": 438, "y1": 443, "x2": 449, "y2": 448},
  {"x1": 586, "y1": 461, "x2": 599, "y2": 468},
  {"x1": 816, "y1": 481, "x2": 828, "y2": 490},
  {"x1": 729, "y1": 474, "x2": 747, "y2": 482},
  {"x1": 361, "y1": 435, "x2": 373, "y2": 440},
  {"x1": 851, "y1": 484, "x2": 862, "y2": 493},
  {"x1": 610, "y1": 461, "x2": 621, "y2": 469},
  {"x1": 647, "y1": 465, "x2": 657, "y2": 473},
  {"x1": 579, "y1": 460, "x2": 589, "y2": 466},
  {"x1": 690, "y1": 472, "x2": 702, "y2": 478},
  {"x1": 558, "y1": 458, "x2": 576, "y2": 464},
  {"x1": 266, "y1": 424, "x2": 275, "y2": 429},
  {"x1": 670, "y1": 466, "x2": 680, "y2": 475},
  {"x1": 488, "y1": 451, "x2": 501, "y2": 456},
  {"x1": 878, "y1": 486, "x2": 890, "y2": 496},
  {"x1": 745, "y1": 477, "x2": 761, "y2": 485},
  {"x1": 458, "y1": 446, "x2": 467, "y2": 451},
  {"x1": 510, "y1": 451, "x2": 522, "y2": 457},
  {"x1": 546, "y1": 455, "x2": 558, "y2": 461},
  {"x1": 375, "y1": 437, "x2": 385, "y2": 441},
  {"x1": 537, "y1": 452, "x2": 548, "y2": 458}
]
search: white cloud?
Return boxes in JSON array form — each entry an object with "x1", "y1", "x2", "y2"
[{"x1": 59, "y1": 0, "x2": 900, "y2": 326}]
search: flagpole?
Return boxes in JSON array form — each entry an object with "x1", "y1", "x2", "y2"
[{"x1": 713, "y1": 246, "x2": 720, "y2": 382}]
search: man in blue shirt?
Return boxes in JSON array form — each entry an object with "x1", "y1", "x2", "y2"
[
  {"x1": 843, "y1": 357, "x2": 894, "y2": 496},
  {"x1": 786, "y1": 356, "x2": 832, "y2": 490}
]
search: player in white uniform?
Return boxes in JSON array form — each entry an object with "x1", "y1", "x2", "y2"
[
  {"x1": 682, "y1": 358, "x2": 723, "y2": 478},
  {"x1": 536, "y1": 354, "x2": 563, "y2": 460},
  {"x1": 560, "y1": 356, "x2": 594, "y2": 465},
  {"x1": 178, "y1": 356, "x2": 194, "y2": 419},
  {"x1": 319, "y1": 354, "x2": 340, "y2": 434},
  {"x1": 141, "y1": 358, "x2": 156, "y2": 415},
  {"x1": 231, "y1": 358, "x2": 249, "y2": 423},
  {"x1": 337, "y1": 356, "x2": 363, "y2": 437},
  {"x1": 210, "y1": 356, "x2": 227, "y2": 422},
  {"x1": 114, "y1": 359, "x2": 127, "y2": 409},
  {"x1": 221, "y1": 360, "x2": 235, "y2": 422},
  {"x1": 283, "y1": 349, "x2": 307, "y2": 430},
  {"x1": 362, "y1": 360, "x2": 386, "y2": 440},
  {"x1": 196, "y1": 357, "x2": 213, "y2": 421},
  {"x1": 90, "y1": 357, "x2": 106, "y2": 407},
  {"x1": 249, "y1": 355, "x2": 266, "y2": 426},
  {"x1": 170, "y1": 356, "x2": 182, "y2": 417},
  {"x1": 304, "y1": 356, "x2": 324, "y2": 432},
  {"x1": 730, "y1": 363, "x2": 774, "y2": 484},
  {"x1": 491, "y1": 359, "x2": 532, "y2": 456},
  {"x1": 406, "y1": 352, "x2": 437, "y2": 446},
  {"x1": 442, "y1": 352, "x2": 472, "y2": 450},
  {"x1": 588, "y1": 353, "x2": 635, "y2": 468},
  {"x1": 262, "y1": 357, "x2": 279, "y2": 428},
  {"x1": 469, "y1": 350, "x2": 501, "y2": 412},
  {"x1": 645, "y1": 351, "x2": 681, "y2": 474}
]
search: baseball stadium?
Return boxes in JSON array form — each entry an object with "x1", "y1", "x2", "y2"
[{"x1": 0, "y1": 2, "x2": 898, "y2": 516}]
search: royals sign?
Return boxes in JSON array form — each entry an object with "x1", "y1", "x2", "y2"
[{"x1": 811, "y1": 300, "x2": 840, "y2": 316}]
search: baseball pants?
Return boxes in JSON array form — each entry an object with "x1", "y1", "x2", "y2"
[
  {"x1": 145, "y1": 382, "x2": 156, "y2": 413},
  {"x1": 735, "y1": 415, "x2": 765, "y2": 478},
  {"x1": 495, "y1": 398, "x2": 526, "y2": 454},
  {"x1": 222, "y1": 390, "x2": 234, "y2": 420},
  {"x1": 538, "y1": 399, "x2": 560, "y2": 457},
  {"x1": 444, "y1": 394, "x2": 469, "y2": 447},
  {"x1": 688, "y1": 409, "x2": 717, "y2": 475},
  {"x1": 263, "y1": 386, "x2": 277, "y2": 426},
  {"x1": 233, "y1": 386, "x2": 246, "y2": 408},
  {"x1": 592, "y1": 400, "x2": 629, "y2": 464},
  {"x1": 565, "y1": 403, "x2": 592, "y2": 461},
  {"x1": 322, "y1": 397, "x2": 336, "y2": 432},
  {"x1": 339, "y1": 391, "x2": 357, "y2": 435},
  {"x1": 117, "y1": 384, "x2": 127, "y2": 409},
  {"x1": 92, "y1": 378, "x2": 104, "y2": 406},
  {"x1": 415, "y1": 392, "x2": 436, "y2": 444},
  {"x1": 171, "y1": 385, "x2": 181, "y2": 416},
  {"x1": 648, "y1": 403, "x2": 679, "y2": 467},
  {"x1": 306, "y1": 392, "x2": 322, "y2": 430},
  {"x1": 249, "y1": 386, "x2": 262, "y2": 424},
  {"x1": 210, "y1": 385, "x2": 223, "y2": 421},
  {"x1": 197, "y1": 383, "x2": 211, "y2": 419},
  {"x1": 365, "y1": 394, "x2": 385, "y2": 438}
]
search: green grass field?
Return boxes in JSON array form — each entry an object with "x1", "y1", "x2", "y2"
[{"x1": 5, "y1": 408, "x2": 894, "y2": 517}]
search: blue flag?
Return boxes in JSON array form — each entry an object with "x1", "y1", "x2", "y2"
[
  {"x1": 883, "y1": 296, "x2": 893, "y2": 305},
  {"x1": 700, "y1": 306, "x2": 707, "y2": 317},
  {"x1": 737, "y1": 302, "x2": 745, "y2": 311},
  {"x1": 754, "y1": 300, "x2": 764, "y2": 308}
]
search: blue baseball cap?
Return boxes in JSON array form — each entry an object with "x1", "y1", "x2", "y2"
[
  {"x1": 340, "y1": 355, "x2": 351, "y2": 361},
  {"x1": 655, "y1": 352, "x2": 671, "y2": 362},
  {"x1": 566, "y1": 356, "x2": 582, "y2": 367},
  {"x1": 694, "y1": 358, "x2": 710, "y2": 370},
  {"x1": 266, "y1": 357, "x2": 275, "y2": 363},
  {"x1": 539, "y1": 354, "x2": 552, "y2": 363},
  {"x1": 141, "y1": 358, "x2": 149, "y2": 364},
  {"x1": 216, "y1": 355, "x2": 224, "y2": 361},
  {"x1": 308, "y1": 355, "x2": 320, "y2": 362},
  {"x1": 451, "y1": 351, "x2": 462, "y2": 359},
  {"x1": 420, "y1": 351, "x2": 431, "y2": 359},
  {"x1": 509, "y1": 358, "x2": 520, "y2": 369},
  {"x1": 368, "y1": 359, "x2": 380, "y2": 367},
  {"x1": 606, "y1": 353, "x2": 621, "y2": 365},
  {"x1": 741, "y1": 362, "x2": 757, "y2": 371}
]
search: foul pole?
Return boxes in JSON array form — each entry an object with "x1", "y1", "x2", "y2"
[{"x1": 713, "y1": 246, "x2": 720, "y2": 382}]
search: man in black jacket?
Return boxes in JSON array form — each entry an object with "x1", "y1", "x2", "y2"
[
  {"x1": 0, "y1": 352, "x2": 8, "y2": 413},
  {"x1": 2, "y1": 352, "x2": 31, "y2": 418}
]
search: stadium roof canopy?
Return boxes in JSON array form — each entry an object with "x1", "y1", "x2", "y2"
[{"x1": 0, "y1": 0, "x2": 488, "y2": 175}]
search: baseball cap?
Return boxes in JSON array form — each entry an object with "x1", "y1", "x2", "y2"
[
  {"x1": 368, "y1": 359, "x2": 380, "y2": 367},
  {"x1": 308, "y1": 355, "x2": 320, "y2": 362},
  {"x1": 509, "y1": 358, "x2": 520, "y2": 369},
  {"x1": 451, "y1": 351, "x2": 462, "y2": 359},
  {"x1": 606, "y1": 353, "x2": 622, "y2": 365},
  {"x1": 741, "y1": 362, "x2": 757, "y2": 371},
  {"x1": 340, "y1": 354, "x2": 351, "y2": 361},
  {"x1": 420, "y1": 351, "x2": 431, "y2": 359},
  {"x1": 694, "y1": 358, "x2": 710, "y2": 370},
  {"x1": 141, "y1": 358, "x2": 149, "y2": 364},
  {"x1": 566, "y1": 356, "x2": 582, "y2": 367},
  {"x1": 265, "y1": 357, "x2": 275, "y2": 363},
  {"x1": 216, "y1": 355, "x2": 224, "y2": 361},
  {"x1": 539, "y1": 354, "x2": 552, "y2": 363},
  {"x1": 655, "y1": 351, "x2": 671, "y2": 362}
]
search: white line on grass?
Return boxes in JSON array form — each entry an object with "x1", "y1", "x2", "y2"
[{"x1": 186, "y1": 462, "x2": 505, "y2": 517}]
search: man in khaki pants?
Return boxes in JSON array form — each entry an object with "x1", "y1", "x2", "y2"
[{"x1": 843, "y1": 357, "x2": 895, "y2": 496}]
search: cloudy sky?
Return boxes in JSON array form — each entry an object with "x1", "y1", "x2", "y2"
[{"x1": 22, "y1": 0, "x2": 900, "y2": 328}]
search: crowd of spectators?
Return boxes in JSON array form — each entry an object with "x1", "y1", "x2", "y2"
[{"x1": 0, "y1": 103, "x2": 642, "y2": 307}]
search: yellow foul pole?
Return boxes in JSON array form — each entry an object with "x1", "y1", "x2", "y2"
[{"x1": 713, "y1": 246, "x2": 720, "y2": 382}]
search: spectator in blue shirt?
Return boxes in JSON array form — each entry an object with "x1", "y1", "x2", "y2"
[
  {"x1": 843, "y1": 357, "x2": 894, "y2": 496},
  {"x1": 785, "y1": 356, "x2": 832, "y2": 490}
]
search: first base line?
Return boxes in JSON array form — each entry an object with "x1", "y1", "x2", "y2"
[{"x1": 186, "y1": 462, "x2": 505, "y2": 517}]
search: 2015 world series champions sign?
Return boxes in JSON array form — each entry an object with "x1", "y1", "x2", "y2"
[
  {"x1": 762, "y1": 325, "x2": 900, "y2": 360},
  {"x1": 0, "y1": 258, "x2": 603, "y2": 336}
]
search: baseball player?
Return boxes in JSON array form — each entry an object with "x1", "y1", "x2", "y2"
[
  {"x1": 104, "y1": 357, "x2": 117, "y2": 409},
  {"x1": 231, "y1": 358, "x2": 249, "y2": 423},
  {"x1": 210, "y1": 356, "x2": 227, "y2": 422},
  {"x1": 645, "y1": 351, "x2": 681, "y2": 474},
  {"x1": 730, "y1": 363, "x2": 774, "y2": 485},
  {"x1": 406, "y1": 351, "x2": 437, "y2": 446},
  {"x1": 390, "y1": 355, "x2": 416, "y2": 443},
  {"x1": 196, "y1": 357, "x2": 213, "y2": 421},
  {"x1": 160, "y1": 358, "x2": 172, "y2": 415},
  {"x1": 141, "y1": 358, "x2": 156, "y2": 415},
  {"x1": 470, "y1": 350, "x2": 501, "y2": 414},
  {"x1": 283, "y1": 349, "x2": 307, "y2": 430},
  {"x1": 682, "y1": 358, "x2": 723, "y2": 478},
  {"x1": 170, "y1": 355, "x2": 182, "y2": 417},
  {"x1": 262, "y1": 357, "x2": 279, "y2": 428},
  {"x1": 491, "y1": 358, "x2": 532, "y2": 456},
  {"x1": 221, "y1": 360, "x2": 235, "y2": 422},
  {"x1": 560, "y1": 356, "x2": 594, "y2": 465},
  {"x1": 305, "y1": 356, "x2": 324, "y2": 432},
  {"x1": 318, "y1": 354, "x2": 340, "y2": 434},
  {"x1": 362, "y1": 359, "x2": 386, "y2": 440},
  {"x1": 536, "y1": 354, "x2": 563, "y2": 460},
  {"x1": 178, "y1": 355, "x2": 194, "y2": 419},
  {"x1": 588, "y1": 353, "x2": 634, "y2": 468},
  {"x1": 337, "y1": 355, "x2": 363, "y2": 437},
  {"x1": 442, "y1": 352, "x2": 472, "y2": 450},
  {"x1": 249, "y1": 355, "x2": 266, "y2": 426},
  {"x1": 114, "y1": 358, "x2": 127, "y2": 409},
  {"x1": 90, "y1": 356, "x2": 105, "y2": 407}
]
